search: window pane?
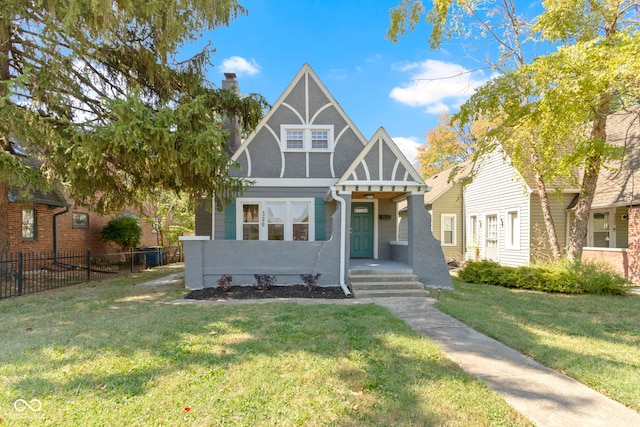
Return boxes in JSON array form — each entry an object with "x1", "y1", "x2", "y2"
[
  {"x1": 22, "y1": 208, "x2": 35, "y2": 239},
  {"x1": 286, "y1": 130, "x2": 304, "y2": 149},
  {"x1": 508, "y1": 211, "x2": 518, "y2": 247},
  {"x1": 486, "y1": 215, "x2": 498, "y2": 247},
  {"x1": 243, "y1": 204, "x2": 259, "y2": 223},
  {"x1": 291, "y1": 202, "x2": 309, "y2": 223},
  {"x1": 311, "y1": 130, "x2": 328, "y2": 149},
  {"x1": 593, "y1": 212, "x2": 609, "y2": 247},
  {"x1": 293, "y1": 224, "x2": 308, "y2": 241},
  {"x1": 243, "y1": 224, "x2": 259, "y2": 240},
  {"x1": 268, "y1": 224, "x2": 284, "y2": 240},
  {"x1": 73, "y1": 212, "x2": 89, "y2": 227},
  {"x1": 267, "y1": 202, "x2": 286, "y2": 223},
  {"x1": 470, "y1": 216, "x2": 478, "y2": 245},
  {"x1": 444, "y1": 230, "x2": 453, "y2": 244},
  {"x1": 593, "y1": 212, "x2": 608, "y2": 231}
]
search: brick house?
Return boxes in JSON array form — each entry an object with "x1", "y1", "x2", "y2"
[{"x1": 6, "y1": 140, "x2": 156, "y2": 256}]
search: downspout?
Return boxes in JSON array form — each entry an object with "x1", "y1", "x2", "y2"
[
  {"x1": 53, "y1": 204, "x2": 71, "y2": 262},
  {"x1": 331, "y1": 187, "x2": 351, "y2": 297}
]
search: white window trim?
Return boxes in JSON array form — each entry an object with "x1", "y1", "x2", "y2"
[
  {"x1": 236, "y1": 198, "x2": 315, "y2": 241},
  {"x1": 280, "y1": 125, "x2": 334, "y2": 152},
  {"x1": 441, "y1": 213, "x2": 457, "y2": 246},
  {"x1": 484, "y1": 213, "x2": 499, "y2": 254},
  {"x1": 468, "y1": 214, "x2": 479, "y2": 246},
  {"x1": 505, "y1": 208, "x2": 521, "y2": 250}
]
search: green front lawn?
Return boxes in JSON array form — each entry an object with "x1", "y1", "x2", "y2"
[
  {"x1": 436, "y1": 278, "x2": 640, "y2": 412},
  {"x1": 0, "y1": 268, "x2": 529, "y2": 426}
]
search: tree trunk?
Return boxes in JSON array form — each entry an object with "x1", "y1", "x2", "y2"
[
  {"x1": 0, "y1": 18, "x2": 13, "y2": 257},
  {"x1": 566, "y1": 104, "x2": 609, "y2": 260},
  {"x1": 534, "y1": 172, "x2": 562, "y2": 260}
]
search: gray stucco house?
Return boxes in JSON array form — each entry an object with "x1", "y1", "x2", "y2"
[{"x1": 181, "y1": 64, "x2": 452, "y2": 295}]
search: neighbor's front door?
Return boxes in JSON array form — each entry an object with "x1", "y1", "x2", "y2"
[
  {"x1": 485, "y1": 214, "x2": 499, "y2": 261},
  {"x1": 350, "y1": 202, "x2": 374, "y2": 258}
]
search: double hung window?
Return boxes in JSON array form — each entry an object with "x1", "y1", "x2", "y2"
[
  {"x1": 441, "y1": 214, "x2": 456, "y2": 246},
  {"x1": 281, "y1": 125, "x2": 333, "y2": 152}
]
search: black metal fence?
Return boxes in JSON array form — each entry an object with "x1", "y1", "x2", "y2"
[{"x1": 0, "y1": 247, "x2": 180, "y2": 300}]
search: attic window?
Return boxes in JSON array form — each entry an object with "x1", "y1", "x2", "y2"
[
  {"x1": 281, "y1": 125, "x2": 333, "y2": 152},
  {"x1": 286, "y1": 130, "x2": 304, "y2": 149}
]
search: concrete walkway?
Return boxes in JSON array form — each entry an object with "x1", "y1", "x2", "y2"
[
  {"x1": 155, "y1": 272, "x2": 640, "y2": 426},
  {"x1": 372, "y1": 296, "x2": 640, "y2": 427}
]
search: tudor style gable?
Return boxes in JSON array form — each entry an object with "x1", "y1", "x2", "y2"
[
  {"x1": 231, "y1": 64, "x2": 366, "y2": 181},
  {"x1": 338, "y1": 127, "x2": 426, "y2": 192}
]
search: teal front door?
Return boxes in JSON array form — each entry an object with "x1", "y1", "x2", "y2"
[{"x1": 350, "y1": 202, "x2": 374, "y2": 258}]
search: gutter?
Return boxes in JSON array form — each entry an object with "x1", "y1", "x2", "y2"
[
  {"x1": 53, "y1": 204, "x2": 71, "y2": 262},
  {"x1": 331, "y1": 187, "x2": 352, "y2": 297}
]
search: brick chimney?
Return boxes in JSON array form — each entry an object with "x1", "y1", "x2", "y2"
[{"x1": 222, "y1": 73, "x2": 242, "y2": 155}]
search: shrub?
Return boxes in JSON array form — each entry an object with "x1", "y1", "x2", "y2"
[
  {"x1": 300, "y1": 273, "x2": 321, "y2": 290},
  {"x1": 458, "y1": 259, "x2": 630, "y2": 295},
  {"x1": 101, "y1": 216, "x2": 142, "y2": 250},
  {"x1": 457, "y1": 260, "x2": 503, "y2": 284},
  {"x1": 254, "y1": 274, "x2": 276, "y2": 290}
]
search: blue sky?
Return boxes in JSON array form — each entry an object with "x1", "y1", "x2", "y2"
[{"x1": 185, "y1": 0, "x2": 542, "y2": 163}]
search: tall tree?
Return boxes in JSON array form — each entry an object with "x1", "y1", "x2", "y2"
[
  {"x1": 0, "y1": 1, "x2": 268, "y2": 255},
  {"x1": 388, "y1": 0, "x2": 640, "y2": 260},
  {"x1": 415, "y1": 111, "x2": 480, "y2": 179},
  {"x1": 140, "y1": 190, "x2": 194, "y2": 250}
]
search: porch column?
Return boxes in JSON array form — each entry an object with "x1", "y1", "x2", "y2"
[
  {"x1": 407, "y1": 193, "x2": 453, "y2": 289},
  {"x1": 629, "y1": 207, "x2": 640, "y2": 285},
  {"x1": 342, "y1": 193, "x2": 352, "y2": 269}
]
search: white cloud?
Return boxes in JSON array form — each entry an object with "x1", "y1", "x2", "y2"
[
  {"x1": 390, "y1": 59, "x2": 487, "y2": 115},
  {"x1": 220, "y1": 56, "x2": 261, "y2": 77},
  {"x1": 392, "y1": 136, "x2": 422, "y2": 166},
  {"x1": 391, "y1": 61, "x2": 419, "y2": 72}
]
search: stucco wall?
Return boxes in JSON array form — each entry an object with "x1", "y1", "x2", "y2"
[{"x1": 183, "y1": 207, "x2": 342, "y2": 289}]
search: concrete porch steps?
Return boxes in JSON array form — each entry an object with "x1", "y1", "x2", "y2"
[{"x1": 349, "y1": 269, "x2": 427, "y2": 298}]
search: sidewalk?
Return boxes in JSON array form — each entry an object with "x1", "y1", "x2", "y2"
[
  {"x1": 162, "y1": 275, "x2": 640, "y2": 426},
  {"x1": 372, "y1": 296, "x2": 640, "y2": 427}
]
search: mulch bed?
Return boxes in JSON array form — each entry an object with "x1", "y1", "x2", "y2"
[{"x1": 185, "y1": 285, "x2": 347, "y2": 300}]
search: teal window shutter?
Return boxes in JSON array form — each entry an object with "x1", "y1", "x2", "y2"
[
  {"x1": 225, "y1": 201, "x2": 236, "y2": 240},
  {"x1": 315, "y1": 197, "x2": 326, "y2": 241}
]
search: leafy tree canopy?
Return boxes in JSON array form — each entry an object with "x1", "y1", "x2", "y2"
[
  {"x1": 389, "y1": 0, "x2": 640, "y2": 259},
  {"x1": 416, "y1": 111, "x2": 489, "y2": 179},
  {"x1": 0, "y1": 0, "x2": 269, "y2": 217}
]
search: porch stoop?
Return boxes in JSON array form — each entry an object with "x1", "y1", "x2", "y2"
[{"x1": 348, "y1": 268, "x2": 428, "y2": 298}]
